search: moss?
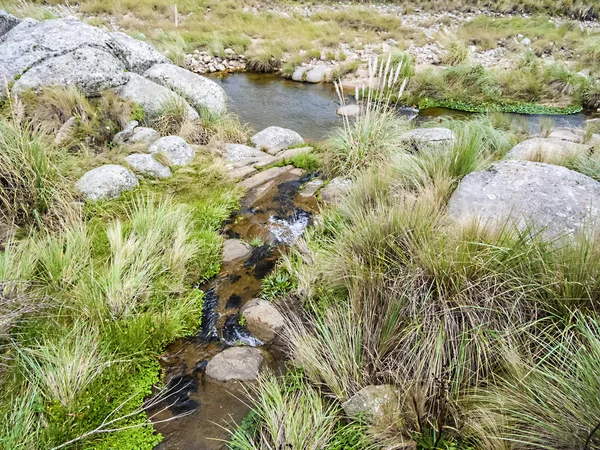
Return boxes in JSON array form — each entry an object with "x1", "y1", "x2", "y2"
[{"x1": 417, "y1": 97, "x2": 583, "y2": 115}]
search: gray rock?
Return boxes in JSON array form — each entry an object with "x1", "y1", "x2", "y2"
[
  {"x1": 305, "y1": 65, "x2": 328, "y2": 83},
  {"x1": 0, "y1": 11, "x2": 19, "y2": 38},
  {"x1": 240, "y1": 166, "x2": 294, "y2": 191},
  {"x1": 108, "y1": 31, "x2": 169, "y2": 73},
  {"x1": 448, "y1": 160, "x2": 600, "y2": 241},
  {"x1": 125, "y1": 153, "x2": 172, "y2": 178},
  {"x1": 401, "y1": 127, "x2": 456, "y2": 146},
  {"x1": 148, "y1": 136, "x2": 194, "y2": 166},
  {"x1": 76, "y1": 164, "x2": 138, "y2": 201},
  {"x1": 205, "y1": 347, "x2": 263, "y2": 381},
  {"x1": 144, "y1": 63, "x2": 226, "y2": 114},
  {"x1": 336, "y1": 104, "x2": 361, "y2": 117},
  {"x1": 291, "y1": 66, "x2": 307, "y2": 82},
  {"x1": 221, "y1": 143, "x2": 277, "y2": 168},
  {"x1": 547, "y1": 127, "x2": 585, "y2": 143},
  {"x1": 251, "y1": 126, "x2": 304, "y2": 155},
  {"x1": 0, "y1": 18, "x2": 37, "y2": 45},
  {"x1": 12, "y1": 46, "x2": 128, "y2": 96},
  {"x1": 128, "y1": 126, "x2": 160, "y2": 146},
  {"x1": 113, "y1": 120, "x2": 139, "y2": 144},
  {"x1": 241, "y1": 299, "x2": 285, "y2": 343},
  {"x1": 275, "y1": 146, "x2": 313, "y2": 161},
  {"x1": 114, "y1": 73, "x2": 199, "y2": 120},
  {"x1": 228, "y1": 165, "x2": 257, "y2": 181},
  {"x1": 222, "y1": 239, "x2": 252, "y2": 263},
  {"x1": 300, "y1": 178, "x2": 324, "y2": 197},
  {"x1": 342, "y1": 385, "x2": 399, "y2": 419},
  {"x1": 521, "y1": 37, "x2": 532, "y2": 46},
  {"x1": 506, "y1": 138, "x2": 590, "y2": 163},
  {"x1": 320, "y1": 177, "x2": 352, "y2": 205}
]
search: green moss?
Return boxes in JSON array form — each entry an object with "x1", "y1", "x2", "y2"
[{"x1": 417, "y1": 97, "x2": 583, "y2": 115}]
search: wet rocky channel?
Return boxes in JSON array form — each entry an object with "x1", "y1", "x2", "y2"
[{"x1": 151, "y1": 168, "x2": 318, "y2": 450}]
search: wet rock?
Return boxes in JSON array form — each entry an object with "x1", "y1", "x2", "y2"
[
  {"x1": 275, "y1": 146, "x2": 313, "y2": 161},
  {"x1": 125, "y1": 153, "x2": 172, "y2": 178},
  {"x1": 12, "y1": 46, "x2": 128, "y2": 96},
  {"x1": 240, "y1": 165, "x2": 294, "y2": 191},
  {"x1": 336, "y1": 104, "x2": 361, "y2": 117},
  {"x1": 148, "y1": 136, "x2": 194, "y2": 166},
  {"x1": 114, "y1": 73, "x2": 199, "y2": 120},
  {"x1": 299, "y1": 178, "x2": 325, "y2": 197},
  {"x1": 506, "y1": 138, "x2": 590, "y2": 163},
  {"x1": 205, "y1": 347, "x2": 263, "y2": 381},
  {"x1": 76, "y1": 164, "x2": 138, "y2": 201},
  {"x1": 251, "y1": 126, "x2": 304, "y2": 155},
  {"x1": 113, "y1": 120, "x2": 139, "y2": 144},
  {"x1": 320, "y1": 177, "x2": 353, "y2": 205},
  {"x1": 401, "y1": 127, "x2": 456, "y2": 146},
  {"x1": 128, "y1": 126, "x2": 161, "y2": 146},
  {"x1": 292, "y1": 66, "x2": 308, "y2": 82},
  {"x1": 448, "y1": 160, "x2": 600, "y2": 241},
  {"x1": 305, "y1": 65, "x2": 328, "y2": 83},
  {"x1": 222, "y1": 239, "x2": 252, "y2": 263},
  {"x1": 108, "y1": 31, "x2": 169, "y2": 73},
  {"x1": 144, "y1": 63, "x2": 227, "y2": 114},
  {"x1": 342, "y1": 385, "x2": 399, "y2": 419},
  {"x1": 0, "y1": 11, "x2": 19, "y2": 38},
  {"x1": 241, "y1": 299, "x2": 285, "y2": 343}
]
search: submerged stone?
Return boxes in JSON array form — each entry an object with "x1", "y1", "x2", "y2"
[{"x1": 205, "y1": 347, "x2": 263, "y2": 381}]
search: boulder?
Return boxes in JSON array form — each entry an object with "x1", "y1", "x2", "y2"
[
  {"x1": 221, "y1": 143, "x2": 277, "y2": 168},
  {"x1": 12, "y1": 46, "x2": 128, "y2": 96},
  {"x1": 251, "y1": 126, "x2": 304, "y2": 155},
  {"x1": 241, "y1": 299, "x2": 285, "y2": 343},
  {"x1": 144, "y1": 63, "x2": 226, "y2": 114},
  {"x1": 128, "y1": 127, "x2": 161, "y2": 146},
  {"x1": 0, "y1": 11, "x2": 19, "y2": 38},
  {"x1": 320, "y1": 177, "x2": 352, "y2": 205},
  {"x1": 76, "y1": 164, "x2": 138, "y2": 201},
  {"x1": 275, "y1": 146, "x2": 313, "y2": 161},
  {"x1": 108, "y1": 31, "x2": 169, "y2": 73},
  {"x1": 0, "y1": 18, "x2": 37, "y2": 45},
  {"x1": 336, "y1": 104, "x2": 361, "y2": 117},
  {"x1": 291, "y1": 66, "x2": 307, "y2": 82},
  {"x1": 342, "y1": 385, "x2": 399, "y2": 419},
  {"x1": 125, "y1": 153, "x2": 172, "y2": 178},
  {"x1": 113, "y1": 120, "x2": 139, "y2": 144},
  {"x1": 114, "y1": 73, "x2": 199, "y2": 120},
  {"x1": 401, "y1": 127, "x2": 456, "y2": 146},
  {"x1": 305, "y1": 65, "x2": 328, "y2": 83},
  {"x1": 222, "y1": 239, "x2": 252, "y2": 263},
  {"x1": 506, "y1": 138, "x2": 590, "y2": 163},
  {"x1": 148, "y1": 136, "x2": 194, "y2": 166},
  {"x1": 448, "y1": 160, "x2": 600, "y2": 240},
  {"x1": 205, "y1": 347, "x2": 263, "y2": 381}
]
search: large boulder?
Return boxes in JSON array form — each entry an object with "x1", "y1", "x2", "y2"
[
  {"x1": 107, "y1": 31, "x2": 169, "y2": 73},
  {"x1": 148, "y1": 136, "x2": 194, "y2": 166},
  {"x1": 342, "y1": 385, "x2": 399, "y2": 420},
  {"x1": 76, "y1": 164, "x2": 138, "y2": 201},
  {"x1": 241, "y1": 299, "x2": 285, "y2": 343},
  {"x1": 144, "y1": 63, "x2": 226, "y2": 115},
  {"x1": 0, "y1": 11, "x2": 19, "y2": 38},
  {"x1": 12, "y1": 46, "x2": 128, "y2": 96},
  {"x1": 251, "y1": 126, "x2": 304, "y2": 155},
  {"x1": 205, "y1": 347, "x2": 263, "y2": 381},
  {"x1": 448, "y1": 160, "x2": 600, "y2": 240},
  {"x1": 125, "y1": 153, "x2": 172, "y2": 178},
  {"x1": 114, "y1": 73, "x2": 199, "y2": 120},
  {"x1": 506, "y1": 138, "x2": 590, "y2": 163}
]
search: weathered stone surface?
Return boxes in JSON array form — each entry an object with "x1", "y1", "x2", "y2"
[
  {"x1": 12, "y1": 46, "x2": 128, "y2": 96},
  {"x1": 300, "y1": 178, "x2": 324, "y2": 197},
  {"x1": 291, "y1": 66, "x2": 307, "y2": 82},
  {"x1": 222, "y1": 144, "x2": 277, "y2": 168},
  {"x1": 342, "y1": 385, "x2": 399, "y2": 419},
  {"x1": 241, "y1": 299, "x2": 285, "y2": 343},
  {"x1": 0, "y1": 18, "x2": 37, "y2": 45},
  {"x1": 114, "y1": 73, "x2": 199, "y2": 120},
  {"x1": 506, "y1": 138, "x2": 590, "y2": 163},
  {"x1": 448, "y1": 160, "x2": 600, "y2": 240},
  {"x1": 251, "y1": 127, "x2": 304, "y2": 155},
  {"x1": 222, "y1": 239, "x2": 252, "y2": 263},
  {"x1": 113, "y1": 120, "x2": 139, "y2": 144},
  {"x1": 144, "y1": 63, "x2": 226, "y2": 114},
  {"x1": 128, "y1": 126, "x2": 161, "y2": 146},
  {"x1": 76, "y1": 164, "x2": 138, "y2": 201},
  {"x1": 336, "y1": 104, "x2": 361, "y2": 117},
  {"x1": 148, "y1": 136, "x2": 194, "y2": 166},
  {"x1": 205, "y1": 347, "x2": 263, "y2": 381},
  {"x1": 0, "y1": 11, "x2": 19, "y2": 38},
  {"x1": 228, "y1": 165, "x2": 257, "y2": 181},
  {"x1": 548, "y1": 127, "x2": 585, "y2": 143},
  {"x1": 125, "y1": 153, "x2": 172, "y2": 178},
  {"x1": 402, "y1": 127, "x2": 456, "y2": 146},
  {"x1": 240, "y1": 166, "x2": 294, "y2": 191},
  {"x1": 320, "y1": 177, "x2": 352, "y2": 205},
  {"x1": 305, "y1": 65, "x2": 327, "y2": 83},
  {"x1": 275, "y1": 146, "x2": 313, "y2": 161},
  {"x1": 108, "y1": 31, "x2": 169, "y2": 73}
]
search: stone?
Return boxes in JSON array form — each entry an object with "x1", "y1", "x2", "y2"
[
  {"x1": 401, "y1": 127, "x2": 456, "y2": 146},
  {"x1": 148, "y1": 136, "x2": 194, "y2": 166},
  {"x1": 292, "y1": 66, "x2": 307, "y2": 82},
  {"x1": 144, "y1": 63, "x2": 227, "y2": 114},
  {"x1": 113, "y1": 120, "x2": 139, "y2": 144},
  {"x1": 76, "y1": 164, "x2": 138, "y2": 201},
  {"x1": 114, "y1": 73, "x2": 199, "y2": 120},
  {"x1": 228, "y1": 165, "x2": 257, "y2": 181},
  {"x1": 12, "y1": 46, "x2": 128, "y2": 96},
  {"x1": 320, "y1": 177, "x2": 352, "y2": 205},
  {"x1": 305, "y1": 65, "x2": 328, "y2": 83},
  {"x1": 240, "y1": 166, "x2": 294, "y2": 191},
  {"x1": 224, "y1": 48, "x2": 235, "y2": 56},
  {"x1": 342, "y1": 385, "x2": 399, "y2": 419},
  {"x1": 205, "y1": 347, "x2": 263, "y2": 381},
  {"x1": 336, "y1": 104, "x2": 361, "y2": 117},
  {"x1": 0, "y1": 11, "x2": 19, "y2": 38},
  {"x1": 275, "y1": 146, "x2": 313, "y2": 161},
  {"x1": 221, "y1": 143, "x2": 277, "y2": 168},
  {"x1": 506, "y1": 138, "x2": 590, "y2": 163},
  {"x1": 222, "y1": 239, "x2": 252, "y2": 263},
  {"x1": 0, "y1": 18, "x2": 37, "y2": 45},
  {"x1": 128, "y1": 126, "x2": 161, "y2": 146},
  {"x1": 125, "y1": 153, "x2": 172, "y2": 178},
  {"x1": 547, "y1": 127, "x2": 585, "y2": 143},
  {"x1": 108, "y1": 31, "x2": 169, "y2": 73},
  {"x1": 448, "y1": 160, "x2": 600, "y2": 241},
  {"x1": 299, "y1": 178, "x2": 325, "y2": 197},
  {"x1": 241, "y1": 299, "x2": 285, "y2": 343},
  {"x1": 251, "y1": 126, "x2": 304, "y2": 155}
]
